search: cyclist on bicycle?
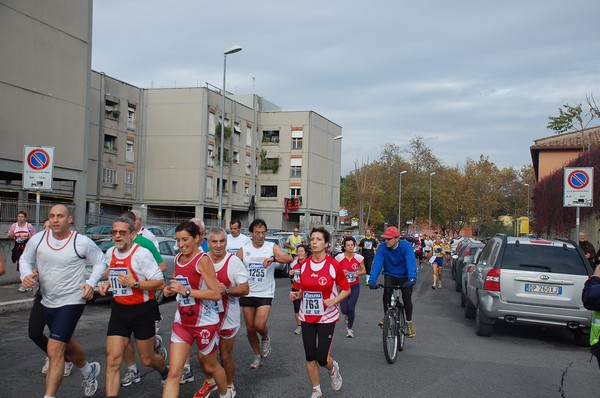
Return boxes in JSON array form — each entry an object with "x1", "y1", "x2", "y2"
[{"x1": 368, "y1": 226, "x2": 418, "y2": 337}]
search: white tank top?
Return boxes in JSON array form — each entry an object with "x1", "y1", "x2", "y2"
[{"x1": 241, "y1": 241, "x2": 276, "y2": 298}]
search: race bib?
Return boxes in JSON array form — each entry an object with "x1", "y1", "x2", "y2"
[
  {"x1": 302, "y1": 291, "x2": 324, "y2": 316},
  {"x1": 293, "y1": 269, "x2": 301, "y2": 283},
  {"x1": 109, "y1": 268, "x2": 132, "y2": 296},
  {"x1": 227, "y1": 248, "x2": 239, "y2": 254},
  {"x1": 175, "y1": 276, "x2": 196, "y2": 307},
  {"x1": 248, "y1": 263, "x2": 266, "y2": 283},
  {"x1": 345, "y1": 270, "x2": 356, "y2": 283},
  {"x1": 364, "y1": 241, "x2": 373, "y2": 250}
]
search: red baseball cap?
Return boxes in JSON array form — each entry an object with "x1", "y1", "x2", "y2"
[{"x1": 381, "y1": 226, "x2": 400, "y2": 239}]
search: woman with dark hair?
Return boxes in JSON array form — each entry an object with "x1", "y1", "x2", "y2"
[
  {"x1": 334, "y1": 237, "x2": 366, "y2": 338},
  {"x1": 290, "y1": 227, "x2": 350, "y2": 398},
  {"x1": 289, "y1": 244, "x2": 311, "y2": 335},
  {"x1": 162, "y1": 221, "x2": 231, "y2": 398}
]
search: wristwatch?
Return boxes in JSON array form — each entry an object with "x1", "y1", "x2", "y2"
[
  {"x1": 225, "y1": 287, "x2": 231, "y2": 295},
  {"x1": 133, "y1": 280, "x2": 140, "y2": 289},
  {"x1": 184, "y1": 288, "x2": 191, "y2": 298}
]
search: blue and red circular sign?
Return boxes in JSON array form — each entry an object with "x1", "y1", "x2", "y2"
[
  {"x1": 567, "y1": 169, "x2": 590, "y2": 189},
  {"x1": 27, "y1": 149, "x2": 50, "y2": 171}
]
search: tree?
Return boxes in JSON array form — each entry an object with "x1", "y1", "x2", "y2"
[{"x1": 547, "y1": 94, "x2": 600, "y2": 150}]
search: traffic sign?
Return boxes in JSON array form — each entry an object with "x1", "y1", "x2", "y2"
[
  {"x1": 563, "y1": 167, "x2": 593, "y2": 207},
  {"x1": 23, "y1": 146, "x2": 54, "y2": 191}
]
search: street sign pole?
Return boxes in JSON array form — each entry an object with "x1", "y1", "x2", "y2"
[{"x1": 563, "y1": 167, "x2": 594, "y2": 240}]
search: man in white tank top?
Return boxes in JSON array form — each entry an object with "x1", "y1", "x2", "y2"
[
  {"x1": 20, "y1": 204, "x2": 106, "y2": 398},
  {"x1": 226, "y1": 219, "x2": 251, "y2": 255},
  {"x1": 237, "y1": 219, "x2": 292, "y2": 369}
]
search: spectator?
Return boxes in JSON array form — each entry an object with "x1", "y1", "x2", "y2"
[{"x1": 579, "y1": 232, "x2": 597, "y2": 267}]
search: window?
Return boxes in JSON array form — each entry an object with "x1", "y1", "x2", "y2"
[
  {"x1": 292, "y1": 129, "x2": 303, "y2": 150},
  {"x1": 246, "y1": 126, "x2": 252, "y2": 147},
  {"x1": 207, "y1": 144, "x2": 215, "y2": 167},
  {"x1": 127, "y1": 105, "x2": 136, "y2": 130},
  {"x1": 124, "y1": 172, "x2": 134, "y2": 196},
  {"x1": 245, "y1": 155, "x2": 251, "y2": 175},
  {"x1": 126, "y1": 140, "x2": 134, "y2": 163},
  {"x1": 260, "y1": 185, "x2": 278, "y2": 198},
  {"x1": 105, "y1": 98, "x2": 120, "y2": 119},
  {"x1": 262, "y1": 130, "x2": 280, "y2": 144},
  {"x1": 234, "y1": 122, "x2": 241, "y2": 134},
  {"x1": 232, "y1": 180, "x2": 238, "y2": 193},
  {"x1": 217, "y1": 178, "x2": 228, "y2": 195},
  {"x1": 233, "y1": 151, "x2": 240, "y2": 163},
  {"x1": 244, "y1": 184, "x2": 250, "y2": 204},
  {"x1": 290, "y1": 187, "x2": 301, "y2": 197},
  {"x1": 206, "y1": 176, "x2": 214, "y2": 199},
  {"x1": 103, "y1": 168, "x2": 117, "y2": 184},
  {"x1": 208, "y1": 113, "x2": 216, "y2": 136},
  {"x1": 104, "y1": 135, "x2": 117, "y2": 151},
  {"x1": 290, "y1": 166, "x2": 302, "y2": 178}
]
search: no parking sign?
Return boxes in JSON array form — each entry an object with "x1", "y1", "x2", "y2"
[
  {"x1": 563, "y1": 167, "x2": 593, "y2": 207},
  {"x1": 23, "y1": 146, "x2": 54, "y2": 191}
]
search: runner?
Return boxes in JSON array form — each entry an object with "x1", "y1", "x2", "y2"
[
  {"x1": 226, "y1": 220, "x2": 251, "y2": 255},
  {"x1": 237, "y1": 219, "x2": 292, "y2": 369},
  {"x1": 443, "y1": 236, "x2": 452, "y2": 267},
  {"x1": 335, "y1": 237, "x2": 366, "y2": 338},
  {"x1": 194, "y1": 227, "x2": 249, "y2": 398},
  {"x1": 20, "y1": 204, "x2": 105, "y2": 397},
  {"x1": 431, "y1": 235, "x2": 444, "y2": 289},
  {"x1": 358, "y1": 228, "x2": 378, "y2": 286},
  {"x1": 289, "y1": 227, "x2": 350, "y2": 398},
  {"x1": 423, "y1": 234, "x2": 433, "y2": 263},
  {"x1": 8, "y1": 210, "x2": 36, "y2": 292},
  {"x1": 162, "y1": 221, "x2": 230, "y2": 398},
  {"x1": 98, "y1": 216, "x2": 168, "y2": 397},
  {"x1": 289, "y1": 244, "x2": 311, "y2": 335},
  {"x1": 412, "y1": 234, "x2": 424, "y2": 268}
]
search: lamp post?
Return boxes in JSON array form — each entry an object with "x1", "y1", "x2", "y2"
[
  {"x1": 524, "y1": 183, "x2": 530, "y2": 219},
  {"x1": 218, "y1": 45, "x2": 242, "y2": 228},
  {"x1": 429, "y1": 172, "x2": 436, "y2": 233},
  {"x1": 329, "y1": 135, "x2": 343, "y2": 233},
  {"x1": 398, "y1": 170, "x2": 407, "y2": 228}
]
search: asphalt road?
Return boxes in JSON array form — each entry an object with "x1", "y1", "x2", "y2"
[{"x1": 1, "y1": 265, "x2": 598, "y2": 397}]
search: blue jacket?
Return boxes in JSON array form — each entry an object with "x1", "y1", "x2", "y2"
[
  {"x1": 583, "y1": 276, "x2": 600, "y2": 311},
  {"x1": 369, "y1": 239, "x2": 417, "y2": 281}
]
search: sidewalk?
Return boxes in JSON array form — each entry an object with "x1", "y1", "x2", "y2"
[{"x1": 0, "y1": 282, "x2": 34, "y2": 314}]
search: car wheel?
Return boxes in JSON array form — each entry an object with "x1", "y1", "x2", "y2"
[
  {"x1": 573, "y1": 328, "x2": 590, "y2": 347},
  {"x1": 475, "y1": 306, "x2": 493, "y2": 337},
  {"x1": 464, "y1": 295, "x2": 476, "y2": 319}
]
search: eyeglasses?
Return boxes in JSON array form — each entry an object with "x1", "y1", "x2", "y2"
[
  {"x1": 111, "y1": 230, "x2": 129, "y2": 236},
  {"x1": 293, "y1": 230, "x2": 299, "y2": 233}
]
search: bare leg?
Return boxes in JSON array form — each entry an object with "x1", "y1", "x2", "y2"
[
  {"x1": 45, "y1": 338, "x2": 67, "y2": 396},
  {"x1": 105, "y1": 335, "x2": 128, "y2": 397}
]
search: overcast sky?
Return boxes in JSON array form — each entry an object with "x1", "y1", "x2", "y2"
[{"x1": 92, "y1": 0, "x2": 600, "y2": 175}]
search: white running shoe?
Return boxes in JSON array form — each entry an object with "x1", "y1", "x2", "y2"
[
  {"x1": 82, "y1": 362, "x2": 101, "y2": 397},
  {"x1": 345, "y1": 329, "x2": 354, "y2": 338},
  {"x1": 179, "y1": 365, "x2": 194, "y2": 385},
  {"x1": 329, "y1": 360, "x2": 342, "y2": 391},
  {"x1": 261, "y1": 336, "x2": 271, "y2": 357},
  {"x1": 249, "y1": 356, "x2": 264, "y2": 369},
  {"x1": 294, "y1": 326, "x2": 302, "y2": 335},
  {"x1": 41, "y1": 357, "x2": 49, "y2": 375},
  {"x1": 155, "y1": 335, "x2": 168, "y2": 361},
  {"x1": 121, "y1": 368, "x2": 141, "y2": 387},
  {"x1": 311, "y1": 388, "x2": 323, "y2": 398},
  {"x1": 63, "y1": 361, "x2": 73, "y2": 377}
]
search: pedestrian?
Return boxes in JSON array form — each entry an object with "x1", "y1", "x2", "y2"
[
  {"x1": 8, "y1": 210, "x2": 36, "y2": 292},
  {"x1": 237, "y1": 219, "x2": 292, "y2": 369},
  {"x1": 335, "y1": 237, "x2": 366, "y2": 338},
  {"x1": 289, "y1": 227, "x2": 350, "y2": 398},
  {"x1": 285, "y1": 227, "x2": 306, "y2": 259},
  {"x1": 98, "y1": 216, "x2": 168, "y2": 397},
  {"x1": 20, "y1": 204, "x2": 105, "y2": 397},
  {"x1": 582, "y1": 264, "x2": 600, "y2": 370},
  {"x1": 579, "y1": 232, "x2": 597, "y2": 267},
  {"x1": 368, "y1": 226, "x2": 418, "y2": 338},
  {"x1": 358, "y1": 228, "x2": 378, "y2": 285},
  {"x1": 162, "y1": 221, "x2": 230, "y2": 398},
  {"x1": 194, "y1": 227, "x2": 250, "y2": 398},
  {"x1": 289, "y1": 244, "x2": 311, "y2": 335}
]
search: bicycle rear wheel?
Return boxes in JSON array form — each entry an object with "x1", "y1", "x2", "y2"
[
  {"x1": 398, "y1": 307, "x2": 406, "y2": 352},
  {"x1": 382, "y1": 309, "x2": 398, "y2": 363}
]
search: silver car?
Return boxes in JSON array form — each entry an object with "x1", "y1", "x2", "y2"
[
  {"x1": 464, "y1": 235, "x2": 593, "y2": 345},
  {"x1": 264, "y1": 235, "x2": 292, "y2": 276}
]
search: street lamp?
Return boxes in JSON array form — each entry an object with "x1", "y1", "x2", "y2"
[
  {"x1": 398, "y1": 170, "x2": 408, "y2": 229},
  {"x1": 329, "y1": 135, "x2": 343, "y2": 233},
  {"x1": 218, "y1": 45, "x2": 242, "y2": 228},
  {"x1": 524, "y1": 183, "x2": 530, "y2": 219},
  {"x1": 429, "y1": 172, "x2": 436, "y2": 233}
]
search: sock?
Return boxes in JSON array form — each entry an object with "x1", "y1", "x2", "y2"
[
  {"x1": 407, "y1": 320, "x2": 413, "y2": 324},
  {"x1": 79, "y1": 362, "x2": 92, "y2": 378},
  {"x1": 207, "y1": 377, "x2": 215, "y2": 384},
  {"x1": 128, "y1": 364, "x2": 138, "y2": 372},
  {"x1": 312, "y1": 385, "x2": 322, "y2": 393},
  {"x1": 44, "y1": 395, "x2": 55, "y2": 398}
]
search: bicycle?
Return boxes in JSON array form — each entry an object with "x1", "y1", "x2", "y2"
[{"x1": 379, "y1": 283, "x2": 407, "y2": 364}]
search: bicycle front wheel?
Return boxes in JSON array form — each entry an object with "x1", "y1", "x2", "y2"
[
  {"x1": 382, "y1": 309, "x2": 398, "y2": 364},
  {"x1": 398, "y1": 307, "x2": 406, "y2": 352}
]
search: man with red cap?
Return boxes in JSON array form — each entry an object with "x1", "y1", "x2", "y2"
[{"x1": 368, "y1": 226, "x2": 418, "y2": 337}]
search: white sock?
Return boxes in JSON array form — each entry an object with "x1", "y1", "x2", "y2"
[
  {"x1": 44, "y1": 395, "x2": 55, "y2": 398},
  {"x1": 128, "y1": 364, "x2": 138, "y2": 372},
  {"x1": 79, "y1": 362, "x2": 92, "y2": 378},
  {"x1": 312, "y1": 385, "x2": 322, "y2": 393}
]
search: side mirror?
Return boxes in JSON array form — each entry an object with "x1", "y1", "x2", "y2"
[{"x1": 452, "y1": 255, "x2": 458, "y2": 260}]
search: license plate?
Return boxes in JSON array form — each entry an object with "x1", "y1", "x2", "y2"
[{"x1": 524, "y1": 283, "x2": 562, "y2": 295}]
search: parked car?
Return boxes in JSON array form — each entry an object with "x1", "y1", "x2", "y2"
[
  {"x1": 144, "y1": 225, "x2": 166, "y2": 236},
  {"x1": 91, "y1": 236, "x2": 177, "y2": 304},
  {"x1": 85, "y1": 225, "x2": 112, "y2": 241},
  {"x1": 450, "y1": 239, "x2": 472, "y2": 280},
  {"x1": 464, "y1": 234, "x2": 593, "y2": 345},
  {"x1": 460, "y1": 246, "x2": 484, "y2": 308},
  {"x1": 453, "y1": 241, "x2": 484, "y2": 292},
  {"x1": 264, "y1": 235, "x2": 292, "y2": 276}
]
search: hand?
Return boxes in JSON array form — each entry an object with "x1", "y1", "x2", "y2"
[
  {"x1": 403, "y1": 278, "x2": 416, "y2": 288},
  {"x1": 289, "y1": 291, "x2": 300, "y2": 301},
  {"x1": 80, "y1": 283, "x2": 94, "y2": 300},
  {"x1": 98, "y1": 281, "x2": 109, "y2": 296},
  {"x1": 368, "y1": 280, "x2": 378, "y2": 290},
  {"x1": 117, "y1": 270, "x2": 135, "y2": 287}
]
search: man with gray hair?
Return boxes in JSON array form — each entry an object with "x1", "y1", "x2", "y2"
[{"x1": 131, "y1": 209, "x2": 159, "y2": 250}]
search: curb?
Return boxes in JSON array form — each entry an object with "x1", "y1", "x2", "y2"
[{"x1": 0, "y1": 298, "x2": 34, "y2": 314}]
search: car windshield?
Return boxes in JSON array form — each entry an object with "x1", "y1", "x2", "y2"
[{"x1": 501, "y1": 244, "x2": 588, "y2": 275}]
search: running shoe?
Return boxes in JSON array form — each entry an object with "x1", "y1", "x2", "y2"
[
  {"x1": 249, "y1": 355, "x2": 264, "y2": 369},
  {"x1": 311, "y1": 388, "x2": 323, "y2": 398},
  {"x1": 261, "y1": 336, "x2": 271, "y2": 357},
  {"x1": 329, "y1": 360, "x2": 343, "y2": 391},
  {"x1": 346, "y1": 329, "x2": 354, "y2": 338},
  {"x1": 431, "y1": 284, "x2": 436, "y2": 290},
  {"x1": 193, "y1": 379, "x2": 217, "y2": 397},
  {"x1": 63, "y1": 361, "x2": 73, "y2": 377},
  {"x1": 180, "y1": 365, "x2": 194, "y2": 384},
  {"x1": 378, "y1": 319, "x2": 384, "y2": 328},
  {"x1": 121, "y1": 368, "x2": 141, "y2": 386},
  {"x1": 155, "y1": 314, "x2": 164, "y2": 334},
  {"x1": 407, "y1": 322, "x2": 416, "y2": 338},
  {"x1": 160, "y1": 365, "x2": 170, "y2": 385},
  {"x1": 437, "y1": 281, "x2": 442, "y2": 289},
  {"x1": 228, "y1": 385, "x2": 237, "y2": 398},
  {"x1": 41, "y1": 357, "x2": 49, "y2": 375},
  {"x1": 82, "y1": 361, "x2": 101, "y2": 397},
  {"x1": 155, "y1": 335, "x2": 168, "y2": 361},
  {"x1": 294, "y1": 325, "x2": 302, "y2": 335}
]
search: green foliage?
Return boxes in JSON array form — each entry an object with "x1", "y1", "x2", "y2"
[
  {"x1": 258, "y1": 149, "x2": 279, "y2": 173},
  {"x1": 547, "y1": 104, "x2": 583, "y2": 134},
  {"x1": 214, "y1": 123, "x2": 233, "y2": 165}
]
